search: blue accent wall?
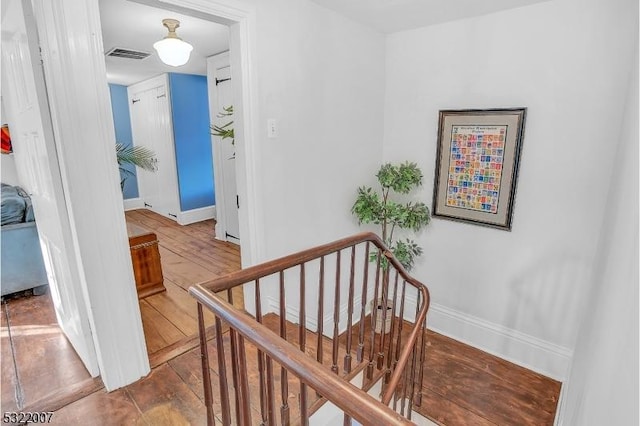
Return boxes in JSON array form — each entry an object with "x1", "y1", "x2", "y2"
[
  {"x1": 108, "y1": 84, "x2": 138, "y2": 199},
  {"x1": 168, "y1": 73, "x2": 215, "y2": 211}
]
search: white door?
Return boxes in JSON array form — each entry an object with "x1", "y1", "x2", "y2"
[
  {"x1": 128, "y1": 75, "x2": 180, "y2": 220},
  {"x1": 207, "y1": 53, "x2": 240, "y2": 243},
  {"x1": 1, "y1": 0, "x2": 99, "y2": 375}
]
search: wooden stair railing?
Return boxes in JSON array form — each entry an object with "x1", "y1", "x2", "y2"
[{"x1": 190, "y1": 232, "x2": 430, "y2": 425}]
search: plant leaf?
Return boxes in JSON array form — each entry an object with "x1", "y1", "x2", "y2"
[{"x1": 116, "y1": 143, "x2": 157, "y2": 172}]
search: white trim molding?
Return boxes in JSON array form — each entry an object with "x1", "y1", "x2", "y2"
[
  {"x1": 266, "y1": 296, "x2": 367, "y2": 338},
  {"x1": 123, "y1": 197, "x2": 145, "y2": 211},
  {"x1": 425, "y1": 301, "x2": 572, "y2": 381},
  {"x1": 177, "y1": 205, "x2": 216, "y2": 225},
  {"x1": 33, "y1": 0, "x2": 150, "y2": 390}
]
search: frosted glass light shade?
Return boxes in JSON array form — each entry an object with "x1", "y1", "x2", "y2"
[{"x1": 153, "y1": 37, "x2": 193, "y2": 67}]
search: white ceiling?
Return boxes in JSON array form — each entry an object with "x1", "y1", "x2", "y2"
[
  {"x1": 99, "y1": 0, "x2": 229, "y2": 86},
  {"x1": 311, "y1": 0, "x2": 552, "y2": 33},
  {"x1": 100, "y1": 0, "x2": 552, "y2": 86}
]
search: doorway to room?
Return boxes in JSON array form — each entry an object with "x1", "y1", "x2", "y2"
[{"x1": 1, "y1": 0, "x2": 260, "y2": 407}]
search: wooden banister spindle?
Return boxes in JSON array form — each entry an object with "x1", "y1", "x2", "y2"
[
  {"x1": 393, "y1": 281, "x2": 407, "y2": 372},
  {"x1": 265, "y1": 354, "x2": 276, "y2": 425},
  {"x1": 254, "y1": 279, "x2": 269, "y2": 425},
  {"x1": 414, "y1": 317, "x2": 428, "y2": 407},
  {"x1": 234, "y1": 332, "x2": 252, "y2": 426},
  {"x1": 357, "y1": 242, "x2": 370, "y2": 363},
  {"x1": 214, "y1": 316, "x2": 232, "y2": 425},
  {"x1": 278, "y1": 271, "x2": 290, "y2": 426},
  {"x1": 228, "y1": 316, "x2": 243, "y2": 423},
  {"x1": 383, "y1": 271, "x2": 400, "y2": 389},
  {"x1": 316, "y1": 256, "x2": 325, "y2": 366},
  {"x1": 367, "y1": 250, "x2": 382, "y2": 379},
  {"x1": 197, "y1": 304, "x2": 216, "y2": 426},
  {"x1": 299, "y1": 264, "x2": 306, "y2": 353},
  {"x1": 399, "y1": 349, "x2": 411, "y2": 417},
  {"x1": 331, "y1": 250, "x2": 341, "y2": 375},
  {"x1": 344, "y1": 246, "x2": 356, "y2": 374},
  {"x1": 377, "y1": 266, "x2": 391, "y2": 370},
  {"x1": 405, "y1": 292, "x2": 421, "y2": 420},
  {"x1": 300, "y1": 379, "x2": 309, "y2": 426},
  {"x1": 342, "y1": 246, "x2": 357, "y2": 426},
  {"x1": 392, "y1": 280, "x2": 408, "y2": 411},
  {"x1": 298, "y1": 264, "x2": 309, "y2": 425}
]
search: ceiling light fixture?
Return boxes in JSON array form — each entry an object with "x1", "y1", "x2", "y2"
[{"x1": 153, "y1": 18, "x2": 193, "y2": 67}]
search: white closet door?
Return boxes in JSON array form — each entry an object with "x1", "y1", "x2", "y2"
[
  {"x1": 128, "y1": 75, "x2": 180, "y2": 220},
  {"x1": 208, "y1": 52, "x2": 240, "y2": 243}
]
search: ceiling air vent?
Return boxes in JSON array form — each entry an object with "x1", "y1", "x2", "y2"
[{"x1": 105, "y1": 47, "x2": 151, "y2": 60}]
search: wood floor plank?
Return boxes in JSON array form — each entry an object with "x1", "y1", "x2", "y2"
[
  {"x1": 168, "y1": 346, "x2": 263, "y2": 426},
  {"x1": 426, "y1": 330, "x2": 561, "y2": 403},
  {"x1": 145, "y1": 290, "x2": 199, "y2": 337},
  {"x1": 145, "y1": 280, "x2": 219, "y2": 337},
  {"x1": 1, "y1": 293, "x2": 93, "y2": 410},
  {"x1": 149, "y1": 325, "x2": 218, "y2": 369},
  {"x1": 420, "y1": 331, "x2": 560, "y2": 425},
  {"x1": 23, "y1": 377, "x2": 104, "y2": 413},
  {"x1": 52, "y1": 387, "x2": 142, "y2": 426},
  {"x1": 139, "y1": 300, "x2": 186, "y2": 354},
  {"x1": 423, "y1": 355, "x2": 558, "y2": 425},
  {"x1": 157, "y1": 246, "x2": 221, "y2": 291},
  {"x1": 1, "y1": 332, "x2": 18, "y2": 411},
  {"x1": 11, "y1": 330, "x2": 92, "y2": 407},
  {"x1": 417, "y1": 387, "x2": 498, "y2": 426},
  {"x1": 125, "y1": 363, "x2": 208, "y2": 426},
  {"x1": 2, "y1": 292, "x2": 58, "y2": 326}
]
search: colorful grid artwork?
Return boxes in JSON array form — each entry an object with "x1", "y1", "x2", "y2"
[{"x1": 445, "y1": 125, "x2": 507, "y2": 213}]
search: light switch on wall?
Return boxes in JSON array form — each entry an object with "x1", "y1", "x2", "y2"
[{"x1": 267, "y1": 119, "x2": 278, "y2": 138}]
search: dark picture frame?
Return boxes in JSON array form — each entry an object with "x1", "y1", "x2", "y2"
[{"x1": 432, "y1": 108, "x2": 526, "y2": 230}]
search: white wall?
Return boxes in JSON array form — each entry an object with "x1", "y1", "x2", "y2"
[
  {"x1": 0, "y1": 154, "x2": 20, "y2": 186},
  {"x1": 557, "y1": 41, "x2": 638, "y2": 426},
  {"x1": 248, "y1": 0, "x2": 386, "y2": 258},
  {"x1": 0, "y1": 96, "x2": 21, "y2": 185},
  {"x1": 382, "y1": 0, "x2": 637, "y2": 379}
]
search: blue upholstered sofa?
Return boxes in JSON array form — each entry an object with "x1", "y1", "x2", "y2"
[{"x1": 1, "y1": 183, "x2": 48, "y2": 297}]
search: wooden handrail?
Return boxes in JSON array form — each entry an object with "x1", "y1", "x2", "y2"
[
  {"x1": 190, "y1": 284, "x2": 414, "y2": 425},
  {"x1": 197, "y1": 232, "x2": 424, "y2": 293},
  {"x1": 192, "y1": 232, "x2": 430, "y2": 424}
]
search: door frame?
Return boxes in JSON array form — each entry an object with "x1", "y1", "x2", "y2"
[
  {"x1": 30, "y1": 0, "x2": 150, "y2": 390},
  {"x1": 1, "y1": 0, "x2": 101, "y2": 376},
  {"x1": 131, "y1": 0, "x2": 264, "y2": 269},
  {"x1": 26, "y1": 0, "x2": 263, "y2": 389}
]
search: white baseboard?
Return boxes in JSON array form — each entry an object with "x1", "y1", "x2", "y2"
[
  {"x1": 177, "y1": 205, "x2": 216, "y2": 225},
  {"x1": 266, "y1": 296, "x2": 367, "y2": 337},
  {"x1": 425, "y1": 301, "x2": 572, "y2": 381},
  {"x1": 123, "y1": 197, "x2": 144, "y2": 211},
  {"x1": 265, "y1": 291, "x2": 571, "y2": 381}
]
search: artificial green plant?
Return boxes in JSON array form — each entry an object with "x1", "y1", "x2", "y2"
[{"x1": 351, "y1": 162, "x2": 431, "y2": 271}]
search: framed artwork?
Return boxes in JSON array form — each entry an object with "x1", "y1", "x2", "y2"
[
  {"x1": 432, "y1": 108, "x2": 526, "y2": 230},
  {"x1": 1, "y1": 124, "x2": 12, "y2": 154}
]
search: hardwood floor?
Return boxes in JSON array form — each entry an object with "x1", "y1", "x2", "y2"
[
  {"x1": 1, "y1": 210, "x2": 561, "y2": 424},
  {"x1": 125, "y1": 209, "x2": 243, "y2": 357}
]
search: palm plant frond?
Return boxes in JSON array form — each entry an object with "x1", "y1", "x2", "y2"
[{"x1": 116, "y1": 143, "x2": 157, "y2": 172}]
